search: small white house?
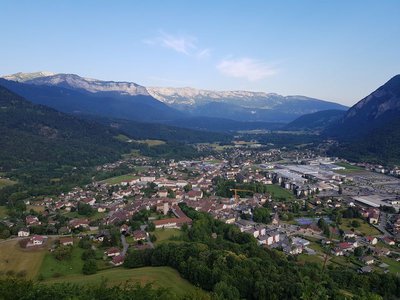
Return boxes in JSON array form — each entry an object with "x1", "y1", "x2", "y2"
[{"x1": 18, "y1": 228, "x2": 30, "y2": 237}]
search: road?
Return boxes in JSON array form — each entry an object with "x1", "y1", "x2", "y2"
[
  {"x1": 120, "y1": 234, "x2": 129, "y2": 256},
  {"x1": 374, "y1": 212, "x2": 393, "y2": 237}
]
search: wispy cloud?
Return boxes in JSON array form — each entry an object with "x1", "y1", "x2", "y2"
[
  {"x1": 196, "y1": 48, "x2": 211, "y2": 59},
  {"x1": 217, "y1": 57, "x2": 277, "y2": 81},
  {"x1": 144, "y1": 31, "x2": 210, "y2": 59}
]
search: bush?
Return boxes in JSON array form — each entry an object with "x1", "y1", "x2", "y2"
[
  {"x1": 150, "y1": 234, "x2": 157, "y2": 243},
  {"x1": 351, "y1": 220, "x2": 361, "y2": 228},
  {"x1": 53, "y1": 245, "x2": 72, "y2": 260},
  {"x1": 78, "y1": 237, "x2": 92, "y2": 249},
  {"x1": 82, "y1": 259, "x2": 97, "y2": 275},
  {"x1": 81, "y1": 249, "x2": 96, "y2": 261}
]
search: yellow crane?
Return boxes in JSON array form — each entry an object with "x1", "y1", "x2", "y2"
[{"x1": 229, "y1": 188, "x2": 255, "y2": 202}]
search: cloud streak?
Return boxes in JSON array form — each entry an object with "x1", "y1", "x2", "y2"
[
  {"x1": 217, "y1": 57, "x2": 276, "y2": 81},
  {"x1": 159, "y1": 32, "x2": 196, "y2": 55},
  {"x1": 144, "y1": 31, "x2": 210, "y2": 59}
]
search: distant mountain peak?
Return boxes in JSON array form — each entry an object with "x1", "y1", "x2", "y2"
[
  {"x1": 325, "y1": 74, "x2": 400, "y2": 139},
  {"x1": 1, "y1": 72, "x2": 150, "y2": 96},
  {"x1": 3, "y1": 71, "x2": 56, "y2": 82}
]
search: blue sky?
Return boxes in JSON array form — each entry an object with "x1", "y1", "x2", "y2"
[{"x1": 1, "y1": 0, "x2": 399, "y2": 105}]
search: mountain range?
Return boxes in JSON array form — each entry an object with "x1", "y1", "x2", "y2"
[
  {"x1": 148, "y1": 87, "x2": 348, "y2": 122},
  {"x1": 1, "y1": 71, "x2": 399, "y2": 165},
  {"x1": 284, "y1": 110, "x2": 346, "y2": 131},
  {"x1": 2, "y1": 72, "x2": 347, "y2": 124},
  {"x1": 326, "y1": 75, "x2": 400, "y2": 165}
]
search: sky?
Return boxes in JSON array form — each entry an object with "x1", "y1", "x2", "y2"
[{"x1": 1, "y1": 0, "x2": 400, "y2": 106}]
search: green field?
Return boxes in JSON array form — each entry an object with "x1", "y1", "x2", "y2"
[
  {"x1": 339, "y1": 218, "x2": 380, "y2": 236},
  {"x1": 0, "y1": 206, "x2": 8, "y2": 218},
  {"x1": 39, "y1": 246, "x2": 85, "y2": 279},
  {"x1": 0, "y1": 178, "x2": 16, "y2": 189},
  {"x1": 45, "y1": 266, "x2": 204, "y2": 297},
  {"x1": 0, "y1": 239, "x2": 47, "y2": 278},
  {"x1": 139, "y1": 139, "x2": 166, "y2": 147},
  {"x1": 266, "y1": 185, "x2": 295, "y2": 201},
  {"x1": 335, "y1": 162, "x2": 364, "y2": 174},
  {"x1": 101, "y1": 173, "x2": 139, "y2": 185},
  {"x1": 114, "y1": 134, "x2": 132, "y2": 142},
  {"x1": 379, "y1": 257, "x2": 400, "y2": 274},
  {"x1": 298, "y1": 254, "x2": 324, "y2": 265},
  {"x1": 154, "y1": 229, "x2": 183, "y2": 245}
]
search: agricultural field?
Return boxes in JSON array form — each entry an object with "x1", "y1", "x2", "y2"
[
  {"x1": 297, "y1": 253, "x2": 324, "y2": 265},
  {"x1": 0, "y1": 239, "x2": 48, "y2": 278},
  {"x1": 265, "y1": 185, "x2": 295, "y2": 201},
  {"x1": 153, "y1": 228, "x2": 183, "y2": 245},
  {"x1": 379, "y1": 257, "x2": 400, "y2": 274},
  {"x1": 101, "y1": 173, "x2": 139, "y2": 185},
  {"x1": 339, "y1": 218, "x2": 380, "y2": 236},
  {"x1": 39, "y1": 245, "x2": 85, "y2": 280},
  {"x1": 335, "y1": 162, "x2": 364, "y2": 174},
  {"x1": 114, "y1": 134, "x2": 132, "y2": 142},
  {"x1": 27, "y1": 205, "x2": 46, "y2": 213},
  {"x1": 138, "y1": 139, "x2": 166, "y2": 147},
  {"x1": 45, "y1": 266, "x2": 204, "y2": 297},
  {"x1": 0, "y1": 177, "x2": 16, "y2": 189}
]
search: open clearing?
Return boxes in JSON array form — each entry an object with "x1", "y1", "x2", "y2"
[
  {"x1": 335, "y1": 162, "x2": 364, "y2": 174},
  {"x1": 100, "y1": 173, "x2": 139, "y2": 185},
  {"x1": 45, "y1": 266, "x2": 203, "y2": 297},
  {"x1": 265, "y1": 185, "x2": 295, "y2": 200},
  {"x1": 138, "y1": 139, "x2": 166, "y2": 147},
  {"x1": 0, "y1": 178, "x2": 16, "y2": 189},
  {"x1": 339, "y1": 218, "x2": 380, "y2": 236},
  {"x1": 0, "y1": 239, "x2": 47, "y2": 278},
  {"x1": 154, "y1": 228, "x2": 183, "y2": 245},
  {"x1": 27, "y1": 205, "x2": 45, "y2": 213},
  {"x1": 39, "y1": 245, "x2": 85, "y2": 279}
]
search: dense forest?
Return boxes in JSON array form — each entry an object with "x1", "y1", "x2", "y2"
[
  {"x1": 85, "y1": 115, "x2": 232, "y2": 143},
  {"x1": 123, "y1": 204, "x2": 400, "y2": 300},
  {"x1": 328, "y1": 118, "x2": 400, "y2": 166},
  {"x1": 0, "y1": 85, "x2": 212, "y2": 205}
]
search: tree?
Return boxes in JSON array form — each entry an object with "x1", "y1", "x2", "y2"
[
  {"x1": 150, "y1": 234, "x2": 157, "y2": 243},
  {"x1": 78, "y1": 237, "x2": 92, "y2": 249},
  {"x1": 0, "y1": 229, "x2": 11, "y2": 239},
  {"x1": 354, "y1": 247, "x2": 364, "y2": 257},
  {"x1": 184, "y1": 184, "x2": 192, "y2": 193},
  {"x1": 82, "y1": 259, "x2": 97, "y2": 275},
  {"x1": 81, "y1": 249, "x2": 96, "y2": 261},
  {"x1": 167, "y1": 189, "x2": 175, "y2": 199},
  {"x1": 318, "y1": 218, "x2": 331, "y2": 238},
  {"x1": 253, "y1": 207, "x2": 271, "y2": 224},
  {"x1": 213, "y1": 281, "x2": 240, "y2": 300},
  {"x1": 147, "y1": 222, "x2": 155, "y2": 232},
  {"x1": 130, "y1": 221, "x2": 141, "y2": 231},
  {"x1": 351, "y1": 220, "x2": 361, "y2": 228},
  {"x1": 77, "y1": 202, "x2": 94, "y2": 216},
  {"x1": 53, "y1": 245, "x2": 72, "y2": 261}
]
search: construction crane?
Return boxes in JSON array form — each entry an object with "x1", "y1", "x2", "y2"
[{"x1": 229, "y1": 188, "x2": 255, "y2": 202}]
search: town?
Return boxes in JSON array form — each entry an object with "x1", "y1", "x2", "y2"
[{"x1": 1, "y1": 141, "x2": 400, "y2": 280}]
